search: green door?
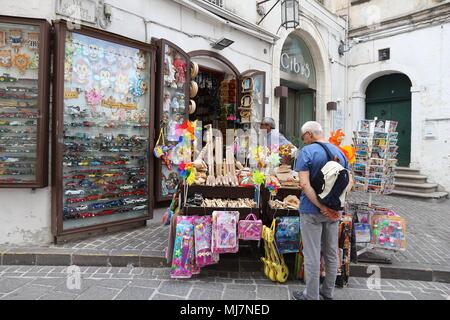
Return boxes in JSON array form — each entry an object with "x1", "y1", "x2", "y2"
[
  {"x1": 365, "y1": 74, "x2": 412, "y2": 167},
  {"x1": 279, "y1": 89, "x2": 315, "y2": 148}
]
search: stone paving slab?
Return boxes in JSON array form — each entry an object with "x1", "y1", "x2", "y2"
[
  {"x1": 0, "y1": 193, "x2": 449, "y2": 283},
  {"x1": 0, "y1": 265, "x2": 449, "y2": 300}
]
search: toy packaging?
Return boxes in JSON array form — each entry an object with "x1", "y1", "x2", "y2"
[
  {"x1": 238, "y1": 213, "x2": 263, "y2": 241},
  {"x1": 371, "y1": 215, "x2": 407, "y2": 251},
  {"x1": 193, "y1": 215, "x2": 219, "y2": 268},
  {"x1": 354, "y1": 223, "x2": 371, "y2": 243},
  {"x1": 212, "y1": 211, "x2": 239, "y2": 254},
  {"x1": 170, "y1": 216, "x2": 196, "y2": 278},
  {"x1": 275, "y1": 216, "x2": 301, "y2": 254}
]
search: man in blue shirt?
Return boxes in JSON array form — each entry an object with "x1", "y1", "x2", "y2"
[{"x1": 292, "y1": 121, "x2": 351, "y2": 301}]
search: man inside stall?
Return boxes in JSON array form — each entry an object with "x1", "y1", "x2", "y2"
[{"x1": 260, "y1": 117, "x2": 297, "y2": 155}]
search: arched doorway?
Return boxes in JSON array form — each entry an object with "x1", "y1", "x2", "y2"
[
  {"x1": 279, "y1": 33, "x2": 316, "y2": 147},
  {"x1": 365, "y1": 74, "x2": 412, "y2": 166}
]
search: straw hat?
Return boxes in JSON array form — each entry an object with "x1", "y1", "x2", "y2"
[
  {"x1": 284, "y1": 195, "x2": 300, "y2": 209},
  {"x1": 191, "y1": 62, "x2": 199, "y2": 78},
  {"x1": 189, "y1": 99, "x2": 196, "y2": 114},
  {"x1": 190, "y1": 81, "x2": 198, "y2": 98}
]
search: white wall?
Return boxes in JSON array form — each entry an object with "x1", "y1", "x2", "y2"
[{"x1": 347, "y1": 22, "x2": 450, "y2": 190}]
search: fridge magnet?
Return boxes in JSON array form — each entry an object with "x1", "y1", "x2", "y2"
[
  {"x1": 114, "y1": 72, "x2": 129, "y2": 96},
  {"x1": 27, "y1": 32, "x2": 39, "y2": 50},
  {"x1": 83, "y1": 43, "x2": 104, "y2": 62},
  {"x1": 12, "y1": 53, "x2": 30, "y2": 73},
  {"x1": 0, "y1": 49, "x2": 12, "y2": 67},
  {"x1": 85, "y1": 88, "x2": 104, "y2": 105},
  {"x1": 28, "y1": 52, "x2": 39, "y2": 70},
  {"x1": 133, "y1": 51, "x2": 146, "y2": 70},
  {"x1": 95, "y1": 68, "x2": 115, "y2": 90},
  {"x1": 129, "y1": 75, "x2": 148, "y2": 97},
  {"x1": 104, "y1": 46, "x2": 117, "y2": 65},
  {"x1": 73, "y1": 57, "x2": 91, "y2": 85},
  {"x1": 118, "y1": 48, "x2": 132, "y2": 69},
  {"x1": 64, "y1": 89, "x2": 80, "y2": 99},
  {"x1": 0, "y1": 31, "x2": 6, "y2": 47},
  {"x1": 9, "y1": 29, "x2": 23, "y2": 48}
]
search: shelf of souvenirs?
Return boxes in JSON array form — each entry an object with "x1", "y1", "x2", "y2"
[{"x1": 63, "y1": 120, "x2": 149, "y2": 129}]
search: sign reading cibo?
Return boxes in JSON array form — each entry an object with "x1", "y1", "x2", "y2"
[
  {"x1": 280, "y1": 34, "x2": 316, "y2": 87},
  {"x1": 281, "y1": 52, "x2": 312, "y2": 79}
]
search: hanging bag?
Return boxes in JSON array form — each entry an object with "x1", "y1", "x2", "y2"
[{"x1": 238, "y1": 213, "x2": 263, "y2": 241}]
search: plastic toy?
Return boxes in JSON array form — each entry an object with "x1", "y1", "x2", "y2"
[
  {"x1": 275, "y1": 216, "x2": 301, "y2": 254},
  {"x1": 212, "y1": 211, "x2": 239, "y2": 254},
  {"x1": 238, "y1": 213, "x2": 262, "y2": 241},
  {"x1": 170, "y1": 216, "x2": 196, "y2": 278},
  {"x1": 193, "y1": 216, "x2": 219, "y2": 268}
]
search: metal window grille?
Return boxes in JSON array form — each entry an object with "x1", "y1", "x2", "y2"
[{"x1": 204, "y1": 0, "x2": 224, "y2": 8}]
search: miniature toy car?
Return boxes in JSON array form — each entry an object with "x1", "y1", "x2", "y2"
[
  {"x1": 132, "y1": 205, "x2": 147, "y2": 211},
  {"x1": 75, "y1": 205, "x2": 88, "y2": 212},
  {"x1": 0, "y1": 73, "x2": 18, "y2": 83},
  {"x1": 65, "y1": 189, "x2": 85, "y2": 196},
  {"x1": 119, "y1": 184, "x2": 133, "y2": 190}
]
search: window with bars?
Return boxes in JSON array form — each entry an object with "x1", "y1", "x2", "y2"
[{"x1": 204, "y1": 0, "x2": 224, "y2": 8}]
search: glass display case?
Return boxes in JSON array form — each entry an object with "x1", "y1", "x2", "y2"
[
  {"x1": 0, "y1": 16, "x2": 50, "y2": 188},
  {"x1": 154, "y1": 39, "x2": 190, "y2": 202},
  {"x1": 52, "y1": 21, "x2": 156, "y2": 236}
]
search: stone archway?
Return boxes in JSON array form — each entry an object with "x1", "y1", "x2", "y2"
[
  {"x1": 350, "y1": 62, "x2": 421, "y2": 167},
  {"x1": 272, "y1": 19, "x2": 332, "y2": 134}
]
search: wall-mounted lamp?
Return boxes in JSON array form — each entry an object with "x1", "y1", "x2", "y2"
[
  {"x1": 257, "y1": 0, "x2": 299, "y2": 30},
  {"x1": 211, "y1": 37, "x2": 234, "y2": 50}
]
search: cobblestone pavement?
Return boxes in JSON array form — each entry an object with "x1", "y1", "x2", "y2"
[
  {"x1": 0, "y1": 265, "x2": 449, "y2": 300},
  {"x1": 1, "y1": 193, "x2": 449, "y2": 275}
]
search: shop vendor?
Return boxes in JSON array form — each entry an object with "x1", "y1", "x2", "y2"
[{"x1": 260, "y1": 117, "x2": 297, "y2": 155}]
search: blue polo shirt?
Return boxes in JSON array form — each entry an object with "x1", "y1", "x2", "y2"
[{"x1": 294, "y1": 143, "x2": 349, "y2": 214}]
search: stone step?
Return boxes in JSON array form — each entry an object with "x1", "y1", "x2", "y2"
[
  {"x1": 390, "y1": 190, "x2": 449, "y2": 201},
  {"x1": 394, "y1": 181, "x2": 438, "y2": 194},
  {"x1": 394, "y1": 174, "x2": 428, "y2": 184},
  {"x1": 395, "y1": 167, "x2": 421, "y2": 175}
]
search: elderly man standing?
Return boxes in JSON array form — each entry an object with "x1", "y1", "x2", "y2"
[
  {"x1": 292, "y1": 121, "x2": 351, "y2": 301},
  {"x1": 260, "y1": 117, "x2": 297, "y2": 154}
]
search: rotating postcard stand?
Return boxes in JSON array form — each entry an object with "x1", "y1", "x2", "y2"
[
  {"x1": 153, "y1": 39, "x2": 190, "y2": 203},
  {"x1": 51, "y1": 21, "x2": 156, "y2": 242},
  {"x1": 351, "y1": 117, "x2": 403, "y2": 264}
]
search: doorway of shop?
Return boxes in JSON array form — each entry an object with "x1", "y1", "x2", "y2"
[
  {"x1": 365, "y1": 74, "x2": 412, "y2": 167},
  {"x1": 279, "y1": 85, "x2": 316, "y2": 148}
]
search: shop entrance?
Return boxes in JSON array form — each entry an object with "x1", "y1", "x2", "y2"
[
  {"x1": 365, "y1": 74, "x2": 412, "y2": 167},
  {"x1": 279, "y1": 33, "x2": 317, "y2": 148},
  {"x1": 279, "y1": 83, "x2": 316, "y2": 147}
]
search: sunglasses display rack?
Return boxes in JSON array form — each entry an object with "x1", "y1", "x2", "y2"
[
  {"x1": 0, "y1": 18, "x2": 49, "y2": 187},
  {"x1": 352, "y1": 119, "x2": 399, "y2": 195},
  {"x1": 53, "y1": 22, "x2": 155, "y2": 233}
]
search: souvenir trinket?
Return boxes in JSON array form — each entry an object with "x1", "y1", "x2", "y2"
[
  {"x1": 275, "y1": 216, "x2": 301, "y2": 254},
  {"x1": 12, "y1": 53, "x2": 30, "y2": 73},
  {"x1": 85, "y1": 88, "x2": 104, "y2": 105},
  {"x1": 73, "y1": 57, "x2": 91, "y2": 85},
  {"x1": 28, "y1": 52, "x2": 39, "y2": 70},
  {"x1": 133, "y1": 51, "x2": 146, "y2": 70},
  {"x1": 114, "y1": 72, "x2": 129, "y2": 96},
  {"x1": 129, "y1": 75, "x2": 148, "y2": 97},
  {"x1": 238, "y1": 214, "x2": 263, "y2": 241},
  {"x1": 101, "y1": 97, "x2": 137, "y2": 110},
  {"x1": 104, "y1": 46, "x2": 117, "y2": 65},
  {"x1": 27, "y1": 32, "x2": 39, "y2": 50},
  {"x1": 0, "y1": 31, "x2": 6, "y2": 47},
  {"x1": 173, "y1": 54, "x2": 187, "y2": 87},
  {"x1": 0, "y1": 50, "x2": 12, "y2": 67},
  {"x1": 9, "y1": 29, "x2": 22, "y2": 48}
]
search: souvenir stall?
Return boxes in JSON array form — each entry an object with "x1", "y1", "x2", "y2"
[
  {"x1": 350, "y1": 119, "x2": 407, "y2": 261},
  {"x1": 0, "y1": 16, "x2": 50, "y2": 188},
  {"x1": 51, "y1": 21, "x2": 156, "y2": 241}
]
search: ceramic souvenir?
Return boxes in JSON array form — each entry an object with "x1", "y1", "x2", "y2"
[
  {"x1": 114, "y1": 72, "x2": 129, "y2": 96},
  {"x1": 129, "y1": 75, "x2": 148, "y2": 97},
  {"x1": 104, "y1": 46, "x2": 117, "y2": 65},
  {"x1": 27, "y1": 32, "x2": 39, "y2": 50},
  {"x1": 12, "y1": 53, "x2": 30, "y2": 73},
  {"x1": 73, "y1": 57, "x2": 91, "y2": 85},
  {"x1": 9, "y1": 29, "x2": 22, "y2": 48},
  {"x1": 163, "y1": 92, "x2": 171, "y2": 112},
  {"x1": 0, "y1": 50, "x2": 12, "y2": 67}
]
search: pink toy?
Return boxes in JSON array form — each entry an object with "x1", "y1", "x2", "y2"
[
  {"x1": 170, "y1": 216, "x2": 196, "y2": 279},
  {"x1": 212, "y1": 211, "x2": 239, "y2": 254},
  {"x1": 238, "y1": 213, "x2": 263, "y2": 241},
  {"x1": 193, "y1": 216, "x2": 219, "y2": 268},
  {"x1": 173, "y1": 54, "x2": 187, "y2": 86}
]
